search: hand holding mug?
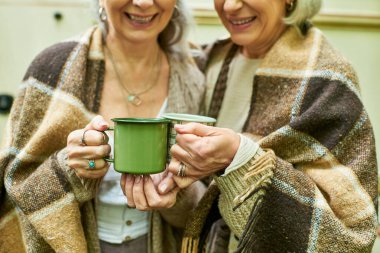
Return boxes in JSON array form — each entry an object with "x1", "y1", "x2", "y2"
[
  {"x1": 165, "y1": 123, "x2": 240, "y2": 189},
  {"x1": 66, "y1": 115, "x2": 111, "y2": 179},
  {"x1": 120, "y1": 171, "x2": 178, "y2": 210}
]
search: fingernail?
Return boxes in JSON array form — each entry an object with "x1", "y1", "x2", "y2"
[
  {"x1": 98, "y1": 120, "x2": 108, "y2": 128},
  {"x1": 126, "y1": 174, "x2": 132, "y2": 182},
  {"x1": 135, "y1": 176, "x2": 141, "y2": 184},
  {"x1": 144, "y1": 176, "x2": 149, "y2": 182},
  {"x1": 159, "y1": 183, "x2": 167, "y2": 193}
]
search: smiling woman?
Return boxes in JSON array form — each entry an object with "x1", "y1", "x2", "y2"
[
  {"x1": 213, "y1": 0, "x2": 321, "y2": 58},
  {"x1": 162, "y1": 0, "x2": 378, "y2": 252},
  {"x1": 0, "y1": 0, "x2": 207, "y2": 253},
  {"x1": 214, "y1": 0, "x2": 288, "y2": 58},
  {"x1": 99, "y1": 0, "x2": 176, "y2": 44},
  {"x1": 95, "y1": 0, "x2": 190, "y2": 54}
]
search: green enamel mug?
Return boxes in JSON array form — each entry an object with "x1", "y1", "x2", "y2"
[
  {"x1": 105, "y1": 118, "x2": 170, "y2": 174},
  {"x1": 162, "y1": 113, "x2": 216, "y2": 161}
]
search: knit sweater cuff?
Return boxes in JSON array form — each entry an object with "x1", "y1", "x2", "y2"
[
  {"x1": 213, "y1": 148, "x2": 274, "y2": 236},
  {"x1": 214, "y1": 148, "x2": 268, "y2": 199},
  {"x1": 223, "y1": 134, "x2": 259, "y2": 175}
]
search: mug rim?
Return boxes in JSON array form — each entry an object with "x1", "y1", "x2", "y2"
[
  {"x1": 111, "y1": 118, "x2": 170, "y2": 124},
  {"x1": 162, "y1": 113, "x2": 216, "y2": 123}
]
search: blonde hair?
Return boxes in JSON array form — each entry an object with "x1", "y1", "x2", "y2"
[{"x1": 284, "y1": 0, "x2": 323, "y2": 34}]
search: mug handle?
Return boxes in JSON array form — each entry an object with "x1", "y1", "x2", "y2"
[{"x1": 103, "y1": 127, "x2": 114, "y2": 163}]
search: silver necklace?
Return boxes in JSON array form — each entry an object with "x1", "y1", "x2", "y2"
[{"x1": 105, "y1": 46, "x2": 162, "y2": 106}]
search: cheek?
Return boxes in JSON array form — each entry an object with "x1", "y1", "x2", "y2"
[
  {"x1": 160, "y1": 0, "x2": 176, "y2": 11},
  {"x1": 160, "y1": 11, "x2": 174, "y2": 26},
  {"x1": 214, "y1": 1, "x2": 224, "y2": 14}
]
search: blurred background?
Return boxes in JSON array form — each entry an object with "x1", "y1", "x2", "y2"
[{"x1": 0, "y1": 0, "x2": 379, "y2": 250}]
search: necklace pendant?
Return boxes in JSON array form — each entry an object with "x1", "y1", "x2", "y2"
[{"x1": 127, "y1": 94, "x2": 142, "y2": 106}]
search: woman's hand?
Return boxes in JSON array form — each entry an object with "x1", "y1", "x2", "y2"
[
  {"x1": 66, "y1": 115, "x2": 111, "y2": 179},
  {"x1": 165, "y1": 123, "x2": 240, "y2": 189},
  {"x1": 120, "y1": 171, "x2": 178, "y2": 210}
]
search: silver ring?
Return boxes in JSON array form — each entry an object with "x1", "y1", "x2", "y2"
[
  {"x1": 177, "y1": 163, "x2": 186, "y2": 177},
  {"x1": 88, "y1": 159, "x2": 95, "y2": 169},
  {"x1": 81, "y1": 129, "x2": 90, "y2": 146},
  {"x1": 101, "y1": 131, "x2": 109, "y2": 144}
]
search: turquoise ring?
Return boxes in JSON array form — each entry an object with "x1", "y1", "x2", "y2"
[{"x1": 88, "y1": 159, "x2": 96, "y2": 169}]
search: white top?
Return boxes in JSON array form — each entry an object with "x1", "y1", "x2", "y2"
[
  {"x1": 97, "y1": 99, "x2": 168, "y2": 243},
  {"x1": 206, "y1": 51, "x2": 261, "y2": 132},
  {"x1": 205, "y1": 51, "x2": 262, "y2": 175}
]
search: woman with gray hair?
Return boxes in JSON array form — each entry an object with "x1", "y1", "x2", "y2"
[
  {"x1": 153, "y1": 0, "x2": 376, "y2": 252},
  {"x1": 0, "y1": 0, "x2": 206, "y2": 253}
]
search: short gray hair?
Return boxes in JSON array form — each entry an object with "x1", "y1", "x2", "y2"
[
  {"x1": 284, "y1": 0, "x2": 323, "y2": 34},
  {"x1": 93, "y1": 0, "x2": 191, "y2": 58}
]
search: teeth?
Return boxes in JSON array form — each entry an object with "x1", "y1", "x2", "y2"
[
  {"x1": 129, "y1": 14, "x2": 154, "y2": 24},
  {"x1": 230, "y1": 17, "x2": 255, "y2": 25}
]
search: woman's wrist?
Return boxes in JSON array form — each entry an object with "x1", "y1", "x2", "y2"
[{"x1": 217, "y1": 134, "x2": 259, "y2": 176}]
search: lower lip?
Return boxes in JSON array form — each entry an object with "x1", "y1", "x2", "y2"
[
  {"x1": 229, "y1": 18, "x2": 256, "y2": 32},
  {"x1": 125, "y1": 14, "x2": 156, "y2": 29}
]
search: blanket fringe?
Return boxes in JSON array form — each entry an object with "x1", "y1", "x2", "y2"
[
  {"x1": 233, "y1": 149, "x2": 275, "y2": 208},
  {"x1": 181, "y1": 237, "x2": 199, "y2": 253}
]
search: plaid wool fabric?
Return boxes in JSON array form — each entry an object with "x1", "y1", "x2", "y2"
[
  {"x1": 182, "y1": 27, "x2": 378, "y2": 253},
  {"x1": 0, "y1": 26, "x2": 205, "y2": 253}
]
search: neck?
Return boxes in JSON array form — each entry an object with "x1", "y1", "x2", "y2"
[
  {"x1": 104, "y1": 34, "x2": 165, "y2": 106},
  {"x1": 105, "y1": 34, "x2": 162, "y2": 71}
]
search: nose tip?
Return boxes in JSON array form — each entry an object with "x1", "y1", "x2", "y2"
[
  {"x1": 133, "y1": 0, "x2": 154, "y2": 9},
  {"x1": 224, "y1": 0, "x2": 243, "y2": 12}
]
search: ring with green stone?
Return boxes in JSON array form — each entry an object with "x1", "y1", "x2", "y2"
[{"x1": 88, "y1": 159, "x2": 96, "y2": 169}]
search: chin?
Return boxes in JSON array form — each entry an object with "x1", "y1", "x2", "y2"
[{"x1": 230, "y1": 34, "x2": 255, "y2": 47}]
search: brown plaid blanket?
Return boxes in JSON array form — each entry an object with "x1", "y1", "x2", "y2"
[
  {"x1": 0, "y1": 26, "x2": 205, "y2": 253},
  {"x1": 182, "y1": 26, "x2": 378, "y2": 253}
]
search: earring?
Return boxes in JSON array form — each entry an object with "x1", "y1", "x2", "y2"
[
  {"x1": 98, "y1": 7, "x2": 107, "y2": 22},
  {"x1": 172, "y1": 5, "x2": 180, "y2": 19},
  {"x1": 286, "y1": 1, "x2": 295, "y2": 12}
]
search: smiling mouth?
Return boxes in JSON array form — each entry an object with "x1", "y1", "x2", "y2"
[
  {"x1": 126, "y1": 13, "x2": 157, "y2": 24},
  {"x1": 229, "y1": 16, "x2": 256, "y2": 25}
]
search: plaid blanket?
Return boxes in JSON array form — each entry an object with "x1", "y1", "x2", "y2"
[
  {"x1": 182, "y1": 27, "x2": 378, "y2": 253},
  {"x1": 0, "y1": 26, "x2": 205, "y2": 253}
]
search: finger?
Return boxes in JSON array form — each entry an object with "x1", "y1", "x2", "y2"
[
  {"x1": 68, "y1": 129, "x2": 109, "y2": 146},
  {"x1": 166, "y1": 157, "x2": 199, "y2": 189},
  {"x1": 174, "y1": 122, "x2": 215, "y2": 137},
  {"x1": 120, "y1": 174, "x2": 127, "y2": 195},
  {"x1": 172, "y1": 175, "x2": 196, "y2": 189},
  {"x1": 151, "y1": 170, "x2": 166, "y2": 186},
  {"x1": 169, "y1": 145, "x2": 204, "y2": 177},
  {"x1": 170, "y1": 143, "x2": 192, "y2": 162},
  {"x1": 158, "y1": 172, "x2": 177, "y2": 194},
  {"x1": 167, "y1": 157, "x2": 180, "y2": 177},
  {"x1": 68, "y1": 158, "x2": 108, "y2": 170},
  {"x1": 73, "y1": 166, "x2": 109, "y2": 179},
  {"x1": 83, "y1": 130, "x2": 109, "y2": 146},
  {"x1": 67, "y1": 145, "x2": 111, "y2": 160},
  {"x1": 133, "y1": 175, "x2": 149, "y2": 211},
  {"x1": 143, "y1": 176, "x2": 161, "y2": 207},
  {"x1": 145, "y1": 176, "x2": 178, "y2": 208},
  {"x1": 82, "y1": 130, "x2": 109, "y2": 146},
  {"x1": 123, "y1": 174, "x2": 136, "y2": 208},
  {"x1": 174, "y1": 133, "x2": 201, "y2": 157},
  {"x1": 67, "y1": 129, "x2": 83, "y2": 146},
  {"x1": 85, "y1": 115, "x2": 109, "y2": 131}
]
